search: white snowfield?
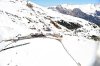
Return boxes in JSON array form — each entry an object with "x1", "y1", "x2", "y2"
[
  {"x1": 0, "y1": 0, "x2": 100, "y2": 66},
  {"x1": 0, "y1": 38, "x2": 98, "y2": 66}
]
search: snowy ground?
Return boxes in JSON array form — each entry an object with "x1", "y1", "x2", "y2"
[
  {"x1": 0, "y1": 0, "x2": 99, "y2": 66},
  {"x1": 0, "y1": 38, "x2": 77, "y2": 66},
  {"x1": 0, "y1": 37, "x2": 98, "y2": 66}
]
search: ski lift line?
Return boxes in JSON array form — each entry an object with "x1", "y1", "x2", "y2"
[
  {"x1": 0, "y1": 33, "x2": 81, "y2": 66},
  {"x1": 45, "y1": 37, "x2": 81, "y2": 66},
  {"x1": 4, "y1": 42, "x2": 15, "y2": 49},
  {"x1": 0, "y1": 42, "x2": 30, "y2": 53},
  {"x1": 59, "y1": 40, "x2": 81, "y2": 66}
]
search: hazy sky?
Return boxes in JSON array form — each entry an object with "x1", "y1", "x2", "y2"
[{"x1": 30, "y1": 0, "x2": 100, "y2": 6}]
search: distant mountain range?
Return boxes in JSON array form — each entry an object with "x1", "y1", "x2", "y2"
[{"x1": 48, "y1": 4, "x2": 100, "y2": 26}]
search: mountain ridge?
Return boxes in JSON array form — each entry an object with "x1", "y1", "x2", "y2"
[{"x1": 48, "y1": 4, "x2": 100, "y2": 26}]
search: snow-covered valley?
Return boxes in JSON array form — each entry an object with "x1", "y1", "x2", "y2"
[{"x1": 0, "y1": 0, "x2": 100, "y2": 66}]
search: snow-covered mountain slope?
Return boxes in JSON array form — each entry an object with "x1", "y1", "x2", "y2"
[
  {"x1": 48, "y1": 4, "x2": 100, "y2": 15},
  {"x1": 48, "y1": 4, "x2": 100, "y2": 26},
  {"x1": 0, "y1": 0, "x2": 100, "y2": 66}
]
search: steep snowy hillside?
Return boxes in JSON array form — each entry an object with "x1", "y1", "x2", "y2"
[
  {"x1": 0, "y1": 0, "x2": 100, "y2": 66},
  {"x1": 48, "y1": 4, "x2": 100, "y2": 26}
]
